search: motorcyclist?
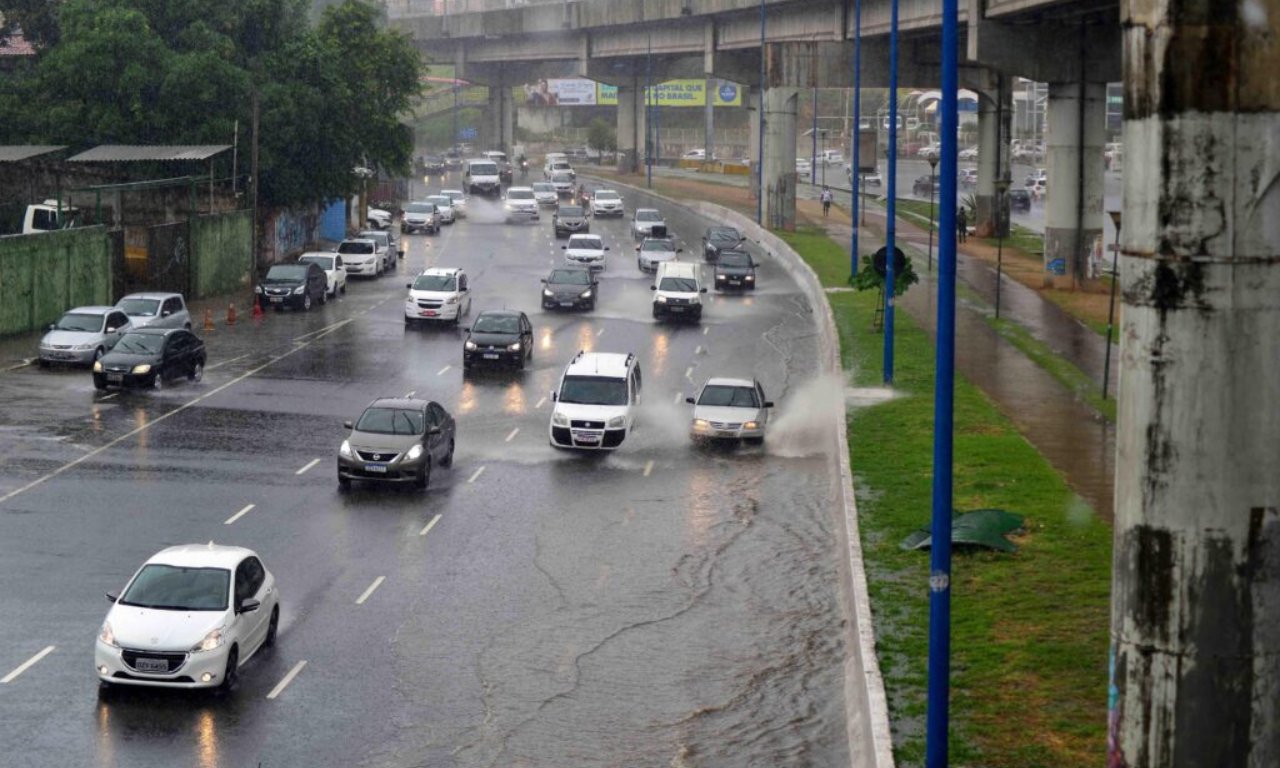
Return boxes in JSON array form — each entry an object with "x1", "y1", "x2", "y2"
[
  {"x1": 576, "y1": 183, "x2": 590, "y2": 207},
  {"x1": 518, "y1": 153, "x2": 529, "y2": 179}
]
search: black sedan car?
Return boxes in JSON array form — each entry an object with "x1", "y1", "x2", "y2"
[
  {"x1": 93, "y1": 327, "x2": 206, "y2": 390},
  {"x1": 541, "y1": 266, "x2": 597, "y2": 311},
  {"x1": 1008, "y1": 187, "x2": 1032, "y2": 213},
  {"x1": 338, "y1": 398, "x2": 455, "y2": 490},
  {"x1": 552, "y1": 205, "x2": 589, "y2": 238},
  {"x1": 256, "y1": 262, "x2": 328, "y2": 311},
  {"x1": 462, "y1": 310, "x2": 534, "y2": 372},
  {"x1": 422, "y1": 155, "x2": 446, "y2": 175},
  {"x1": 912, "y1": 175, "x2": 937, "y2": 197},
  {"x1": 714, "y1": 249, "x2": 757, "y2": 290},
  {"x1": 702, "y1": 226, "x2": 744, "y2": 263}
]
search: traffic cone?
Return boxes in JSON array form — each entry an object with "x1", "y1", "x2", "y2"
[
  {"x1": 227, "y1": 303, "x2": 237, "y2": 326},
  {"x1": 251, "y1": 296, "x2": 264, "y2": 320},
  {"x1": 203, "y1": 308, "x2": 214, "y2": 332}
]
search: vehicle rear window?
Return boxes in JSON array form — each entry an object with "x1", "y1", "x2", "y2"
[
  {"x1": 549, "y1": 269, "x2": 591, "y2": 285},
  {"x1": 570, "y1": 237, "x2": 603, "y2": 250},
  {"x1": 117, "y1": 298, "x2": 161, "y2": 316},
  {"x1": 472, "y1": 315, "x2": 520, "y2": 334},
  {"x1": 698, "y1": 385, "x2": 760, "y2": 408},
  {"x1": 121, "y1": 564, "x2": 230, "y2": 612},
  {"x1": 55, "y1": 313, "x2": 104, "y2": 332},
  {"x1": 339, "y1": 241, "x2": 374, "y2": 255},
  {"x1": 356, "y1": 407, "x2": 425, "y2": 435}
]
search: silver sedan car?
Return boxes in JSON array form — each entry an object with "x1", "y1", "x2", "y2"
[
  {"x1": 38, "y1": 306, "x2": 132, "y2": 366},
  {"x1": 686, "y1": 377, "x2": 774, "y2": 444}
]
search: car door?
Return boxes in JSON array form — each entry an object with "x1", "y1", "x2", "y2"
[
  {"x1": 232, "y1": 558, "x2": 267, "y2": 651},
  {"x1": 104, "y1": 311, "x2": 130, "y2": 349},
  {"x1": 457, "y1": 272, "x2": 471, "y2": 314},
  {"x1": 422, "y1": 404, "x2": 442, "y2": 460},
  {"x1": 159, "y1": 334, "x2": 182, "y2": 377},
  {"x1": 520, "y1": 314, "x2": 533, "y2": 352},
  {"x1": 333, "y1": 257, "x2": 345, "y2": 290},
  {"x1": 310, "y1": 264, "x2": 325, "y2": 299}
]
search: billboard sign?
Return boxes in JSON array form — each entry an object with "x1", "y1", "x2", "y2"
[
  {"x1": 598, "y1": 80, "x2": 743, "y2": 107},
  {"x1": 520, "y1": 78, "x2": 600, "y2": 106}
]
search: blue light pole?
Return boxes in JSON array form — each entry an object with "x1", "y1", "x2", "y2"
[
  {"x1": 883, "y1": 0, "x2": 899, "y2": 384},
  {"x1": 646, "y1": 34, "x2": 653, "y2": 189},
  {"x1": 756, "y1": 0, "x2": 766, "y2": 226},
  {"x1": 850, "y1": 0, "x2": 861, "y2": 279},
  {"x1": 926, "y1": 0, "x2": 960, "y2": 765}
]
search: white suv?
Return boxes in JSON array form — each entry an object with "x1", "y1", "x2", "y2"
[
  {"x1": 651, "y1": 261, "x2": 706, "y2": 322},
  {"x1": 404, "y1": 267, "x2": 471, "y2": 327},
  {"x1": 563, "y1": 234, "x2": 608, "y2": 271},
  {"x1": 549, "y1": 351, "x2": 642, "y2": 450}
]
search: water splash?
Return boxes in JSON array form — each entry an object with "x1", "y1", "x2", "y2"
[{"x1": 766, "y1": 374, "x2": 847, "y2": 458}]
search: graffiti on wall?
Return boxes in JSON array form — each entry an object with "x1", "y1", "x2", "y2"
[{"x1": 265, "y1": 207, "x2": 319, "y2": 265}]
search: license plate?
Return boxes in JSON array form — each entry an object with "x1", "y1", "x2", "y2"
[
  {"x1": 483, "y1": 353, "x2": 500, "y2": 360},
  {"x1": 107, "y1": 373, "x2": 123, "y2": 383},
  {"x1": 669, "y1": 306, "x2": 685, "y2": 313},
  {"x1": 270, "y1": 297, "x2": 283, "y2": 303},
  {"x1": 135, "y1": 657, "x2": 168, "y2": 673},
  {"x1": 365, "y1": 463, "x2": 388, "y2": 473},
  {"x1": 560, "y1": 302, "x2": 574, "y2": 308},
  {"x1": 576, "y1": 435, "x2": 600, "y2": 444},
  {"x1": 421, "y1": 310, "x2": 437, "y2": 317},
  {"x1": 728, "y1": 279, "x2": 741, "y2": 285},
  {"x1": 717, "y1": 430, "x2": 737, "y2": 438}
]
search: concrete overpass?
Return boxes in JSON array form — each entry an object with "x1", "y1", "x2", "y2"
[{"x1": 392, "y1": 0, "x2": 1120, "y2": 287}]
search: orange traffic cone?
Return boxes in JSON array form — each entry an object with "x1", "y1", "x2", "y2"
[
  {"x1": 251, "y1": 296, "x2": 264, "y2": 320},
  {"x1": 227, "y1": 303, "x2": 237, "y2": 326},
  {"x1": 203, "y1": 308, "x2": 214, "y2": 332}
]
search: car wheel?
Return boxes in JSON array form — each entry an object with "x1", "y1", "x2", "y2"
[
  {"x1": 746, "y1": 436, "x2": 765, "y2": 446},
  {"x1": 404, "y1": 317, "x2": 414, "y2": 329},
  {"x1": 340, "y1": 283, "x2": 346, "y2": 295},
  {"x1": 38, "y1": 358, "x2": 50, "y2": 369},
  {"x1": 517, "y1": 352, "x2": 525, "y2": 371},
  {"x1": 440, "y1": 439, "x2": 455, "y2": 468},
  {"x1": 217, "y1": 647, "x2": 238, "y2": 695},
  {"x1": 263, "y1": 606, "x2": 279, "y2": 648},
  {"x1": 93, "y1": 376, "x2": 106, "y2": 391},
  {"x1": 97, "y1": 680, "x2": 116, "y2": 699},
  {"x1": 338, "y1": 472, "x2": 351, "y2": 490},
  {"x1": 189, "y1": 360, "x2": 204, "y2": 382},
  {"x1": 93, "y1": 348, "x2": 105, "y2": 363},
  {"x1": 302, "y1": 293, "x2": 312, "y2": 311},
  {"x1": 153, "y1": 370, "x2": 165, "y2": 389},
  {"x1": 415, "y1": 458, "x2": 431, "y2": 490}
]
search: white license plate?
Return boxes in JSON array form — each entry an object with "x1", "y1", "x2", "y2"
[
  {"x1": 669, "y1": 306, "x2": 685, "y2": 313},
  {"x1": 576, "y1": 436, "x2": 600, "y2": 444},
  {"x1": 135, "y1": 657, "x2": 168, "y2": 673},
  {"x1": 728, "y1": 279, "x2": 741, "y2": 285},
  {"x1": 270, "y1": 297, "x2": 283, "y2": 303},
  {"x1": 483, "y1": 353, "x2": 500, "y2": 360},
  {"x1": 365, "y1": 463, "x2": 388, "y2": 473},
  {"x1": 107, "y1": 373, "x2": 123, "y2": 382},
  {"x1": 716, "y1": 430, "x2": 737, "y2": 438},
  {"x1": 560, "y1": 302, "x2": 574, "y2": 308}
]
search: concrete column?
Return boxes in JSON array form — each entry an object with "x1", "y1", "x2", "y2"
[
  {"x1": 1043, "y1": 80, "x2": 1105, "y2": 288},
  {"x1": 489, "y1": 82, "x2": 514, "y2": 154},
  {"x1": 973, "y1": 77, "x2": 1009, "y2": 238},
  {"x1": 704, "y1": 78, "x2": 715, "y2": 159},
  {"x1": 615, "y1": 79, "x2": 646, "y2": 175},
  {"x1": 762, "y1": 86, "x2": 798, "y2": 231},
  {"x1": 1108, "y1": 4, "x2": 1280, "y2": 767},
  {"x1": 746, "y1": 86, "x2": 761, "y2": 197}
]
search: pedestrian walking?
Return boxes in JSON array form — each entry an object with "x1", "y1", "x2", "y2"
[
  {"x1": 957, "y1": 207, "x2": 968, "y2": 242},
  {"x1": 821, "y1": 187, "x2": 833, "y2": 218}
]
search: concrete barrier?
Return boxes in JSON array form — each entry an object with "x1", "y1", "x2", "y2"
[
  {"x1": 0, "y1": 227, "x2": 113, "y2": 337},
  {"x1": 592, "y1": 176, "x2": 895, "y2": 768}
]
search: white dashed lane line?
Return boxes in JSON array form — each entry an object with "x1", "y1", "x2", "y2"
[
  {"x1": 418, "y1": 514, "x2": 442, "y2": 537},
  {"x1": 505, "y1": 428, "x2": 519, "y2": 443},
  {"x1": 535, "y1": 397, "x2": 547, "y2": 409},
  {"x1": 1, "y1": 646, "x2": 55, "y2": 684},
  {"x1": 295, "y1": 458, "x2": 321, "y2": 476},
  {"x1": 703, "y1": 326, "x2": 710, "y2": 335},
  {"x1": 266, "y1": 660, "x2": 308, "y2": 700},
  {"x1": 468, "y1": 466, "x2": 486, "y2": 484},
  {"x1": 643, "y1": 460, "x2": 655, "y2": 477},
  {"x1": 97, "y1": 393, "x2": 119, "y2": 401},
  {"x1": 684, "y1": 366, "x2": 694, "y2": 381},
  {"x1": 355, "y1": 576, "x2": 386, "y2": 606},
  {"x1": 437, "y1": 365, "x2": 451, "y2": 376},
  {"x1": 224, "y1": 504, "x2": 255, "y2": 525},
  {"x1": 595, "y1": 327, "x2": 604, "y2": 336},
  {"x1": 673, "y1": 391, "x2": 683, "y2": 404},
  {"x1": 405, "y1": 390, "x2": 415, "y2": 398}
]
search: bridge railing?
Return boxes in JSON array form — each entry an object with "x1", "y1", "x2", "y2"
[{"x1": 387, "y1": 0, "x2": 570, "y2": 18}]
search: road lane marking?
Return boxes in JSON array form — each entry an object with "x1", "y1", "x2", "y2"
[
  {"x1": 674, "y1": 391, "x2": 684, "y2": 404},
  {"x1": 535, "y1": 397, "x2": 546, "y2": 409},
  {"x1": 643, "y1": 460, "x2": 654, "y2": 477},
  {"x1": 266, "y1": 660, "x2": 308, "y2": 700},
  {"x1": 703, "y1": 326, "x2": 710, "y2": 335},
  {"x1": 295, "y1": 458, "x2": 321, "y2": 475},
  {"x1": 437, "y1": 365, "x2": 451, "y2": 376},
  {"x1": 505, "y1": 428, "x2": 519, "y2": 442},
  {"x1": 293, "y1": 319, "x2": 353, "y2": 342},
  {"x1": 224, "y1": 504, "x2": 255, "y2": 525},
  {"x1": 1, "y1": 646, "x2": 55, "y2": 684},
  {"x1": 97, "y1": 393, "x2": 118, "y2": 401},
  {"x1": 694, "y1": 345, "x2": 702, "y2": 354},
  {"x1": 684, "y1": 366, "x2": 694, "y2": 380},
  {"x1": 0, "y1": 317, "x2": 354, "y2": 507},
  {"x1": 595, "y1": 327, "x2": 604, "y2": 336},
  {"x1": 419, "y1": 514, "x2": 442, "y2": 537},
  {"x1": 405, "y1": 390, "x2": 415, "y2": 398},
  {"x1": 206, "y1": 352, "x2": 251, "y2": 371},
  {"x1": 468, "y1": 466, "x2": 486, "y2": 483},
  {"x1": 355, "y1": 576, "x2": 386, "y2": 605}
]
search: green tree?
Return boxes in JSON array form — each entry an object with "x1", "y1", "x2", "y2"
[{"x1": 586, "y1": 117, "x2": 616, "y2": 153}]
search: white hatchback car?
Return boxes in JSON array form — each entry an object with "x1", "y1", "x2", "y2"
[
  {"x1": 439, "y1": 189, "x2": 468, "y2": 218},
  {"x1": 563, "y1": 234, "x2": 608, "y2": 271},
  {"x1": 590, "y1": 188, "x2": 624, "y2": 217},
  {"x1": 95, "y1": 544, "x2": 280, "y2": 693},
  {"x1": 632, "y1": 208, "x2": 666, "y2": 239},
  {"x1": 405, "y1": 267, "x2": 472, "y2": 326},
  {"x1": 687, "y1": 377, "x2": 774, "y2": 444},
  {"x1": 426, "y1": 195, "x2": 456, "y2": 224},
  {"x1": 298, "y1": 251, "x2": 348, "y2": 296},
  {"x1": 531, "y1": 182, "x2": 559, "y2": 207}
]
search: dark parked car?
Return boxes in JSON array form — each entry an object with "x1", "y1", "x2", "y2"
[
  {"x1": 256, "y1": 262, "x2": 328, "y2": 311},
  {"x1": 912, "y1": 175, "x2": 937, "y2": 197},
  {"x1": 462, "y1": 310, "x2": 534, "y2": 372},
  {"x1": 338, "y1": 398, "x2": 456, "y2": 490},
  {"x1": 553, "y1": 205, "x2": 589, "y2": 238},
  {"x1": 714, "y1": 249, "x2": 757, "y2": 290},
  {"x1": 702, "y1": 226, "x2": 743, "y2": 263},
  {"x1": 1008, "y1": 187, "x2": 1032, "y2": 213},
  {"x1": 93, "y1": 328, "x2": 206, "y2": 390},
  {"x1": 422, "y1": 155, "x2": 446, "y2": 175},
  {"x1": 541, "y1": 266, "x2": 598, "y2": 311}
]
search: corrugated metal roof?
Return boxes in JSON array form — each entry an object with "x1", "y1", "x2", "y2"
[
  {"x1": 67, "y1": 145, "x2": 232, "y2": 162},
  {"x1": 0, "y1": 146, "x2": 68, "y2": 162}
]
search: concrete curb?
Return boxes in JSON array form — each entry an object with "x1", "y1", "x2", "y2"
[{"x1": 591, "y1": 176, "x2": 895, "y2": 768}]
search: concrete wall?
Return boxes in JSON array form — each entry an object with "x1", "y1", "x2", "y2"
[
  {"x1": 261, "y1": 206, "x2": 321, "y2": 269},
  {"x1": 0, "y1": 227, "x2": 113, "y2": 336},
  {"x1": 191, "y1": 211, "x2": 253, "y2": 299}
]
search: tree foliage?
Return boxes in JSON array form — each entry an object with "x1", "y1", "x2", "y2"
[
  {"x1": 0, "y1": 0, "x2": 422, "y2": 208},
  {"x1": 586, "y1": 118, "x2": 616, "y2": 153}
]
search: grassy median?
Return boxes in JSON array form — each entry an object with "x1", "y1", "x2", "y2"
[{"x1": 786, "y1": 233, "x2": 1113, "y2": 766}]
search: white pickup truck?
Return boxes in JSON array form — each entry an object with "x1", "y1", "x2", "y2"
[{"x1": 22, "y1": 200, "x2": 81, "y2": 234}]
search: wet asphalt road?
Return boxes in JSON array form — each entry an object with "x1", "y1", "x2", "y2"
[{"x1": 0, "y1": 175, "x2": 851, "y2": 767}]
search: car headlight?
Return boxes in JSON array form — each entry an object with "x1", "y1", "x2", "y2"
[
  {"x1": 743, "y1": 421, "x2": 760, "y2": 430},
  {"x1": 655, "y1": 295, "x2": 668, "y2": 303},
  {"x1": 745, "y1": 275, "x2": 755, "y2": 280},
  {"x1": 717, "y1": 274, "x2": 727, "y2": 280},
  {"x1": 464, "y1": 340, "x2": 477, "y2": 351},
  {"x1": 543, "y1": 289, "x2": 554, "y2": 298},
  {"x1": 192, "y1": 627, "x2": 224, "y2": 653},
  {"x1": 579, "y1": 289, "x2": 592, "y2": 299},
  {"x1": 693, "y1": 419, "x2": 710, "y2": 430},
  {"x1": 254, "y1": 285, "x2": 263, "y2": 294},
  {"x1": 445, "y1": 296, "x2": 458, "y2": 305},
  {"x1": 339, "y1": 439, "x2": 352, "y2": 458},
  {"x1": 507, "y1": 342, "x2": 522, "y2": 351},
  {"x1": 93, "y1": 360, "x2": 104, "y2": 373},
  {"x1": 293, "y1": 285, "x2": 305, "y2": 295},
  {"x1": 99, "y1": 621, "x2": 117, "y2": 648},
  {"x1": 131, "y1": 364, "x2": 151, "y2": 374},
  {"x1": 406, "y1": 444, "x2": 423, "y2": 461},
  {"x1": 606, "y1": 416, "x2": 625, "y2": 428},
  {"x1": 74, "y1": 342, "x2": 95, "y2": 351},
  {"x1": 551, "y1": 411, "x2": 569, "y2": 426}
]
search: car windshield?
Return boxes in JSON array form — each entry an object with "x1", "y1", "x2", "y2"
[
  {"x1": 551, "y1": 173, "x2": 573, "y2": 183},
  {"x1": 427, "y1": 197, "x2": 451, "y2": 206},
  {"x1": 569, "y1": 237, "x2": 603, "y2": 250},
  {"x1": 117, "y1": 298, "x2": 160, "y2": 317},
  {"x1": 405, "y1": 203, "x2": 433, "y2": 214},
  {"x1": 473, "y1": 315, "x2": 520, "y2": 334},
  {"x1": 355, "y1": 407, "x2": 426, "y2": 435},
  {"x1": 559, "y1": 376, "x2": 628, "y2": 406},
  {"x1": 549, "y1": 270, "x2": 591, "y2": 285},
  {"x1": 412, "y1": 275, "x2": 456, "y2": 291},
  {"x1": 558, "y1": 206, "x2": 583, "y2": 217},
  {"x1": 709, "y1": 228, "x2": 740, "y2": 243},
  {"x1": 113, "y1": 332, "x2": 164, "y2": 354},
  {"x1": 594, "y1": 191, "x2": 619, "y2": 201},
  {"x1": 55, "y1": 313, "x2": 104, "y2": 332},
  {"x1": 120, "y1": 564, "x2": 230, "y2": 611},
  {"x1": 470, "y1": 162, "x2": 499, "y2": 175},
  {"x1": 532, "y1": 183, "x2": 555, "y2": 193},
  {"x1": 659, "y1": 277, "x2": 698, "y2": 292},
  {"x1": 266, "y1": 265, "x2": 306, "y2": 281},
  {"x1": 719, "y1": 251, "x2": 752, "y2": 267},
  {"x1": 300, "y1": 255, "x2": 334, "y2": 270},
  {"x1": 698, "y1": 385, "x2": 760, "y2": 408},
  {"x1": 508, "y1": 190, "x2": 534, "y2": 200},
  {"x1": 339, "y1": 241, "x2": 374, "y2": 255},
  {"x1": 642, "y1": 240, "x2": 675, "y2": 251},
  {"x1": 637, "y1": 210, "x2": 661, "y2": 221}
]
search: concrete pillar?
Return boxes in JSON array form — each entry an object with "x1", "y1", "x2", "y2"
[
  {"x1": 489, "y1": 82, "x2": 514, "y2": 154},
  {"x1": 1043, "y1": 80, "x2": 1105, "y2": 288},
  {"x1": 704, "y1": 78, "x2": 715, "y2": 159},
  {"x1": 615, "y1": 79, "x2": 646, "y2": 175},
  {"x1": 973, "y1": 77, "x2": 1010, "y2": 238},
  {"x1": 762, "y1": 86, "x2": 797, "y2": 230},
  {"x1": 1108, "y1": 3, "x2": 1280, "y2": 767},
  {"x1": 746, "y1": 86, "x2": 761, "y2": 197}
]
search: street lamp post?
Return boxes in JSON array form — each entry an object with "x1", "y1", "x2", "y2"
[
  {"x1": 926, "y1": 152, "x2": 938, "y2": 271},
  {"x1": 1103, "y1": 209, "x2": 1122, "y2": 399},
  {"x1": 994, "y1": 177, "x2": 1010, "y2": 318}
]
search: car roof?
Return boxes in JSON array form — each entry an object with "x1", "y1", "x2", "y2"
[
  {"x1": 367, "y1": 397, "x2": 429, "y2": 410},
  {"x1": 704, "y1": 377, "x2": 756, "y2": 389},
  {"x1": 420, "y1": 267, "x2": 462, "y2": 277},
  {"x1": 147, "y1": 543, "x2": 254, "y2": 570},
  {"x1": 636, "y1": 208, "x2": 660, "y2": 215},
  {"x1": 564, "y1": 351, "x2": 633, "y2": 379},
  {"x1": 63, "y1": 305, "x2": 115, "y2": 315},
  {"x1": 357, "y1": 229, "x2": 389, "y2": 236},
  {"x1": 657, "y1": 262, "x2": 699, "y2": 278},
  {"x1": 593, "y1": 188, "x2": 619, "y2": 195},
  {"x1": 341, "y1": 238, "x2": 376, "y2": 245},
  {"x1": 122, "y1": 327, "x2": 184, "y2": 337},
  {"x1": 440, "y1": 189, "x2": 463, "y2": 195},
  {"x1": 567, "y1": 234, "x2": 600, "y2": 242},
  {"x1": 476, "y1": 308, "x2": 523, "y2": 318},
  {"x1": 119, "y1": 292, "x2": 183, "y2": 300},
  {"x1": 299, "y1": 251, "x2": 335, "y2": 259},
  {"x1": 506, "y1": 186, "x2": 534, "y2": 193}
]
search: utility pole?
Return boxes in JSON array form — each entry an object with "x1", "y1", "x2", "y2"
[
  {"x1": 250, "y1": 89, "x2": 260, "y2": 279},
  {"x1": 1108, "y1": 3, "x2": 1280, "y2": 767}
]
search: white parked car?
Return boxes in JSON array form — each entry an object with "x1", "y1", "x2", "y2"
[
  {"x1": 116, "y1": 292, "x2": 191, "y2": 330},
  {"x1": 563, "y1": 234, "x2": 608, "y2": 271},
  {"x1": 337, "y1": 238, "x2": 380, "y2": 277},
  {"x1": 401, "y1": 201, "x2": 440, "y2": 234},
  {"x1": 681, "y1": 148, "x2": 707, "y2": 160},
  {"x1": 631, "y1": 208, "x2": 666, "y2": 239},
  {"x1": 95, "y1": 544, "x2": 280, "y2": 693},
  {"x1": 426, "y1": 195, "x2": 456, "y2": 224},
  {"x1": 796, "y1": 158, "x2": 813, "y2": 175},
  {"x1": 549, "y1": 351, "x2": 642, "y2": 450},
  {"x1": 589, "y1": 188, "x2": 624, "y2": 217},
  {"x1": 356, "y1": 229, "x2": 397, "y2": 271},
  {"x1": 531, "y1": 182, "x2": 559, "y2": 206},
  {"x1": 959, "y1": 146, "x2": 980, "y2": 161},
  {"x1": 298, "y1": 251, "x2": 348, "y2": 296},
  {"x1": 38, "y1": 306, "x2": 131, "y2": 366},
  {"x1": 404, "y1": 267, "x2": 471, "y2": 327},
  {"x1": 503, "y1": 186, "x2": 540, "y2": 222},
  {"x1": 439, "y1": 189, "x2": 468, "y2": 218},
  {"x1": 686, "y1": 377, "x2": 774, "y2": 444},
  {"x1": 366, "y1": 207, "x2": 393, "y2": 229}
]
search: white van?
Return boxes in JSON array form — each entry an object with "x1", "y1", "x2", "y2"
[
  {"x1": 651, "y1": 261, "x2": 707, "y2": 322},
  {"x1": 464, "y1": 159, "x2": 502, "y2": 197},
  {"x1": 549, "y1": 351, "x2": 642, "y2": 450},
  {"x1": 23, "y1": 200, "x2": 80, "y2": 234}
]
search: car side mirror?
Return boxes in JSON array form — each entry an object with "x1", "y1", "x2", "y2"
[
  {"x1": 685, "y1": 397, "x2": 695, "y2": 404},
  {"x1": 764, "y1": 401, "x2": 775, "y2": 408},
  {"x1": 604, "y1": 247, "x2": 610, "y2": 251},
  {"x1": 343, "y1": 420, "x2": 353, "y2": 430},
  {"x1": 677, "y1": 248, "x2": 684, "y2": 253},
  {"x1": 650, "y1": 285, "x2": 656, "y2": 291},
  {"x1": 238, "y1": 598, "x2": 261, "y2": 614},
  {"x1": 428, "y1": 425, "x2": 442, "y2": 435},
  {"x1": 405, "y1": 283, "x2": 412, "y2": 289},
  {"x1": 162, "y1": 310, "x2": 172, "y2": 317},
  {"x1": 561, "y1": 246, "x2": 567, "y2": 250},
  {"x1": 106, "y1": 591, "x2": 119, "y2": 603},
  {"x1": 47, "y1": 323, "x2": 56, "y2": 331},
  {"x1": 634, "y1": 246, "x2": 641, "y2": 252},
  {"x1": 700, "y1": 287, "x2": 707, "y2": 293},
  {"x1": 540, "y1": 279, "x2": 548, "y2": 284},
  {"x1": 550, "y1": 391, "x2": 558, "y2": 402}
]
